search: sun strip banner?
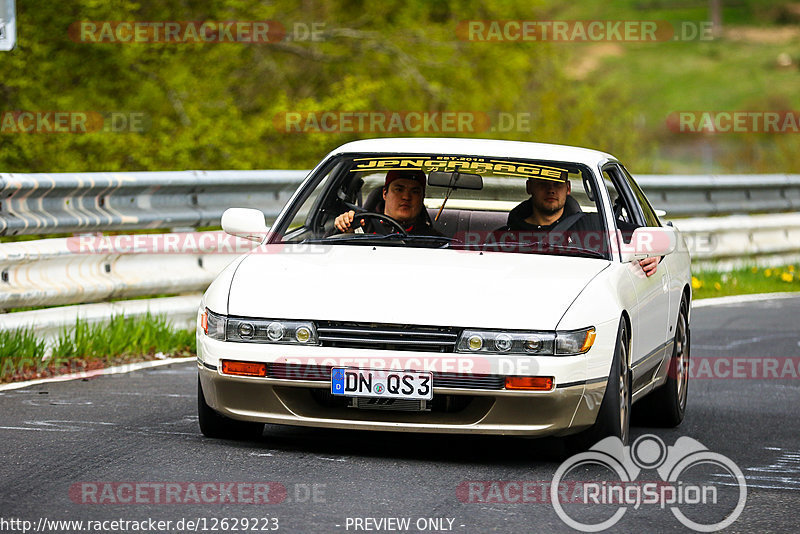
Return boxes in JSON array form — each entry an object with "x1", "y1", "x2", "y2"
[{"x1": 351, "y1": 157, "x2": 569, "y2": 182}]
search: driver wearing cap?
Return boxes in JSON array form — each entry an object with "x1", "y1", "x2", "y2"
[{"x1": 334, "y1": 169, "x2": 441, "y2": 236}]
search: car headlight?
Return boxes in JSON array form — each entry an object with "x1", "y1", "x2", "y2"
[
  {"x1": 456, "y1": 327, "x2": 595, "y2": 356},
  {"x1": 201, "y1": 308, "x2": 319, "y2": 345},
  {"x1": 457, "y1": 330, "x2": 556, "y2": 355}
]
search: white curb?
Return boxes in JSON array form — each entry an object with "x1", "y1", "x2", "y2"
[
  {"x1": 0, "y1": 356, "x2": 196, "y2": 392},
  {"x1": 692, "y1": 292, "x2": 800, "y2": 308}
]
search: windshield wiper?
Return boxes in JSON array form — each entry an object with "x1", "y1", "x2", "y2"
[
  {"x1": 301, "y1": 234, "x2": 455, "y2": 246},
  {"x1": 534, "y1": 243, "x2": 607, "y2": 259},
  {"x1": 455, "y1": 240, "x2": 607, "y2": 259},
  {"x1": 380, "y1": 234, "x2": 455, "y2": 245}
]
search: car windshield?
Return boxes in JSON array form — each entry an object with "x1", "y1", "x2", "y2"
[{"x1": 274, "y1": 153, "x2": 612, "y2": 259}]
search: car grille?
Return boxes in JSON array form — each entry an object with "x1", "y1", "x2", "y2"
[
  {"x1": 267, "y1": 363, "x2": 332, "y2": 381},
  {"x1": 266, "y1": 363, "x2": 504, "y2": 390},
  {"x1": 434, "y1": 372, "x2": 504, "y2": 390},
  {"x1": 309, "y1": 389, "x2": 475, "y2": 413},
  {"x1": 351, "y1": 397, "x2": 429, "y2": 411},
  {"x1": 316, "y1": 321, "x2": 459, "y2": 353}
]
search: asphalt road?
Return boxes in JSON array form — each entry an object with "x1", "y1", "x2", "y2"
[{"x1": 1, "y1": 296, "x2": 799, "y2": 533}]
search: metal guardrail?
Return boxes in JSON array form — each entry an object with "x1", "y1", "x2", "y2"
[
  {"x1": 0, "y1": 230, "x2": 259, "y2": 347},
  {"x1": 637, "y1": 174, "x2": 800, "y2": 216},
  {"x1": 674, "y1": 213, "x2": 800, "y2": 270},
  {"x1": 2, "y1": 170, "x2": 799, "y2": 344},
  {"x1": 0, "y1": 170, "x2": 306, "y2": 236},
  {"x1": 3, "y1": 171, "x2": 800, "y2": 236},
  {"x1": 0, "y1": 232, "x2": 257, "y2": 309}
]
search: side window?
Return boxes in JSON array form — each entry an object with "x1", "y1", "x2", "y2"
[
  {"x1": 283, "y1": 167, "x2": 337, "y2": 238},
  {"x1": 602, "y1": 169, "x2": 636, "y2": 226},
  {"x1": 620, "y1": 166, "x2": 661, "y2": 227}
]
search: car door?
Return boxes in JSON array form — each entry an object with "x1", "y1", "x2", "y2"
[
  {"x1": 602, "y1": 164, "x2": 672, "y2": 393},
  {"x1": 618, "y1": 164, "x2": 683, "y2": 327}
]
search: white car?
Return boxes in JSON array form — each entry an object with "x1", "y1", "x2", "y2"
[{"x1": 196, "y1": 138, "x2": 691, "y2": 450}]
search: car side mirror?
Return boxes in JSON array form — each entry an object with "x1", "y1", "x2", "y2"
[
  {"x1": 618, "y1": 226, "x2": 677, "y2": 263},
  {"x1": 221, "y1": 208, "x2": 269, "y2": 242}
]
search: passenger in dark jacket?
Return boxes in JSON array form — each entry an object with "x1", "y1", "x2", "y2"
[{"x1": 497, "y1": 176, "x2": 658, "y2": 276}]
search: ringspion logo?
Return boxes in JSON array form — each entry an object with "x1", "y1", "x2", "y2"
[{"x1": 552, "y1": 435, "x2": 746, "y2": 531}]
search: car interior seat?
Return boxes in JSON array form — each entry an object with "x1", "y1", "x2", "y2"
[
  {"x1": 563, "y1": 195, "x2": 583, "y2": 216},
  {"x1": 363, "y1": 187, "x2": 384, "y2": 212}
]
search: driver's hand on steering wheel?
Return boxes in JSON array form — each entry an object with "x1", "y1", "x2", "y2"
[{"x1": 334, "y1": 210, "x2": 357, "y2": 233}]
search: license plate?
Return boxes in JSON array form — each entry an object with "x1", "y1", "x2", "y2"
[{"x1": 330, "y1": 368, "x2": 433, "y2": 400}]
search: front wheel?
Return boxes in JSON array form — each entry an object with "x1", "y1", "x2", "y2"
[
  {"x1": 634, "y1": 298, "x2": 690, "y2": 427},
  {"x1": 198, "y1": 377, "x2": 264, "y2": 440},
  {"x1": 566, "y1": 319, "x2": 631, "y2": 452}
]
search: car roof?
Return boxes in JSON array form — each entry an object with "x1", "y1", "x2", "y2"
[{"x1": 328, "y1": 138, "x2": 617, "y2": 167}]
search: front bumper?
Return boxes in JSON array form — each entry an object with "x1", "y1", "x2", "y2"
[{"x1": 197, "y1": 358, "x2": 608, "y2": 437}]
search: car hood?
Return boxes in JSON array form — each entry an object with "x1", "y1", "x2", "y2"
[{"x1": 227, "y1": 244, "x2": 609, "y2": 330}]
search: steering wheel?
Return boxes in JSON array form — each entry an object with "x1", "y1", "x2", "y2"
[{"x1": 351, "y1": 212, "x2": 408, "y2": 236}]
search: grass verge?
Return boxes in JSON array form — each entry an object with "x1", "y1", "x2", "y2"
[
  {"x1": 0, "y1": 313, "x2": 195, "y2": 384},
  {"x1": 692, "y1": 264, "x2": 799, "y2": 299}
]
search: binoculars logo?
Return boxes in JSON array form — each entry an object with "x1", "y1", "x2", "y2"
[{"x1": 551, "y1": 434, "x2": 747, "y2": 532}]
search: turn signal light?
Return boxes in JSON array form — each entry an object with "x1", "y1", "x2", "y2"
[
  {"x1": 221, "y1": 360, "x2": 267, "y2": 377},
  {"x1": 505, "y1": 376, "x2": 554, "y2": 391},
  {"x1": 580, "y1": 329, "x2": 597, "y2": 353}
]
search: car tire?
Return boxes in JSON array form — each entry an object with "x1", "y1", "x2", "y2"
[
  {"x1": 198, "y1": 376, "x2": 264, "y2": 440},
  {"x1": 633, "y1": 297, "x2": 690, "y2": 427},
  {"x1": 565, "y1": 319, "x2": 631, "y2": 453}
]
